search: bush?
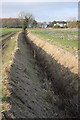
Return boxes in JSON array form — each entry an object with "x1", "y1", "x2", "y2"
[
  {"x1": 64, "y1": 25, "x2": 68, "y2": 28},
  {"x1": 68, "y1": 21, "x2": 77, "y2": 28},
  {"x1": 22, "y1": 21, "x2": 26, "y2": 31},
  {"x1": 53, "y1": 25, "x2": 60, "y2": 28},
  {"x1": 22, "y1": 16, "x2": 28, "y2": 31}
]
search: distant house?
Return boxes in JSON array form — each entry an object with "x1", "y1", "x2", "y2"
[
  {"x1": 37, "y1": 22, "x2": 47, "y2": 28},
  {"x1": 54, "y1": 21, "x2": 67, "y2": 27},
  {"x1": 42, "y1": 23, "x2": 47, "y2": 28}
]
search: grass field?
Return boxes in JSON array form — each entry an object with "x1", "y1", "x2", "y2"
[
  {"x1": 0, "y1": 28, "x2": 22, "y2": 42},
  {"x1": 0, "y1": 28, "x2": 79, "y2": 53},
  {"x1": 0, "y1": 28, "x2": 22, "y2": 36},
  {"x1": 28, "y1": 28, "x2": 78, "y2": 53}
]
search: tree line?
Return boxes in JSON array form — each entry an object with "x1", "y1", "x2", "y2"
[
  {"x1": 1, "y1": 18, "x2": 38, "y2": 28},
  {"x1": 1, "y1": 18, "x2": 80, "y2": 28},
  {"x1": 0, "y1": 12, "x2": 80, "y2": 29}
]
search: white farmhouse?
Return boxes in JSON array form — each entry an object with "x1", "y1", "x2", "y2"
[{"x1": 54, "y1": 21, "x2": 67, "y2": 27}]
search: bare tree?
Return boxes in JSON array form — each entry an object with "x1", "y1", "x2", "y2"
[
  {"x1": 67, "y1": 18, "x2": 77, "y2": 28},
  {"x1": 17, "y1": 11, "x2": 34, "y2": 27}
]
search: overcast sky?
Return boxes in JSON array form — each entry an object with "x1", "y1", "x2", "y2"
[
  {"x1": 1, "y1": 0, "x2": 79, "y2": 2},
  {"x1": 1, "y1": 2, "x2": 78, "y2": 22}
]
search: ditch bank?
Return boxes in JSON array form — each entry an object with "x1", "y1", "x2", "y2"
[{"x1": 26, "y1": 31, "x2": 79, "y2": 117}]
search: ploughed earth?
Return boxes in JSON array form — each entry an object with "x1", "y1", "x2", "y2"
[{"x1": 2, "y1": 31, "x2": 79, "y2": 119}]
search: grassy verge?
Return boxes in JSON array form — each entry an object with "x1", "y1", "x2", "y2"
[
  {"x1": 2, "y1": 32, "x2": 19, "y2": 110},
  {"x1": 0, "y1": 31, "x2": 17, "y2": 42},
  {"x1": 0, "y1": 28, "x2": 22, "y2": 36},
  {"x1": 2, "y1": 34, "x2": 17, "y2": 65}
]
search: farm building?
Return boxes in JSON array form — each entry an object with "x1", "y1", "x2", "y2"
[{"x1": 54, "y1": 21, "x2": 67, "y2": 27}]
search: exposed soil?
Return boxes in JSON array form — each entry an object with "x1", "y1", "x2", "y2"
[
  {"x1": 2, "y1": 31, "x2": 79, "y2": 119},
  {"x1": 26, "y1": 31, "x2": 79, "y2": 117},
  {"x1": 2, "y1": 32, "x2": 66, "y2": 119},
  {"x1": 2, "y1": 33, "x2": 17, "y2": 49},
  {"x1": 27, "y1": 32, "x2": 78, "y2": 75},
  {"x1": 0, "y1": 32, "x2": 17, "y2": 50},
  {"x1": 0, "y1": 32, "x2": 12, "y2": 38}
]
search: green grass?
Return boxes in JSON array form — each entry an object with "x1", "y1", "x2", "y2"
[
  {"x1": 2, "y1": 94, "x2": 9, "y2": 102},
  {"x1": 2, "y1": 33, "x2": 17, "y2": 64},
  {"x1": 0, "y1": 31, "x2": 16, "y2": 42},
  {"x1": 28, "y1": 28, "x2": 78, "y2": 53},
  {"x1": 0, "y1": 28, "x2": 22, "y2": 36},
  {"x1": 0, "y1": 28, "x2": 22, "y2": 42},
  {"x1": 2, "y1": 32, "x2": 18, "y2": 107}
]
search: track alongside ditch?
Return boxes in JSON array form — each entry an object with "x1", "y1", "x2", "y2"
[
  {"x1": 0, "y1": 32, "x2": 12, "y2": 38},
  {"x1": 0, "y1": 32, "x2": 17, "y2": 49},
  {"x1": 2, "y1": 33, "x2": 17, "y2": 49}
]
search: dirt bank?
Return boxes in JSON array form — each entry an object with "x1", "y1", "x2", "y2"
[
  {"x1": 2, "y1": 32, "x2": 66, "y2": 119},
  {"x1": 26, "y1": 31, "x2": 79, "y2": 117},
  {"x1": 27, "y1": 32, "x2": 78, "y2": 74}
]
